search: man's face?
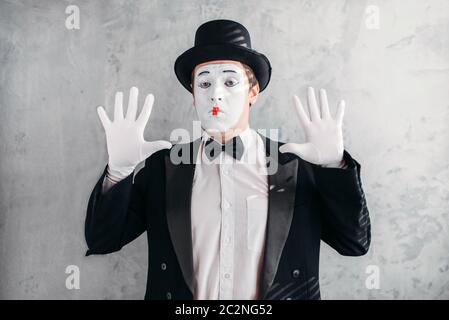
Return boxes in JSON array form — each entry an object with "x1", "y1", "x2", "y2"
[{"x1": 192, "y1": 60, "x2": 254, "y2": 133}]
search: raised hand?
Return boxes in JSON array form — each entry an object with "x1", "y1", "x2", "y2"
[
  {"x1": 97, "y1": 86, "x2": 172, "y2": 179},
  {"x1": 279, "y1": 87, "x2": 345, "y2": 166}
]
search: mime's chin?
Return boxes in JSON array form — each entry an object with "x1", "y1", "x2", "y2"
[{"x1": 202, "y1": 123, "x2": 229, "y2": 133}]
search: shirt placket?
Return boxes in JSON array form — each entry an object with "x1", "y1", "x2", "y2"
[{"x1": 218, "y1": 152, "x2": 235, "y2": 299}]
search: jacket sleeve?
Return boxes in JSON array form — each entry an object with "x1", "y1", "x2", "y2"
[
  {"x1": 312, "y1": 150, "x2": 371, "y2": 256},
  {"x1": 84, "y1": 157, "x2": 150, "y2": 256}
]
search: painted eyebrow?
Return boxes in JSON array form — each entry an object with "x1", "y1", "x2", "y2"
[{"x1": 196, "y1": 69, "x2": 238, "y2": 77}]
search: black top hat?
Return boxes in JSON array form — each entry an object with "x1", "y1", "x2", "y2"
[{"x1": 174, "y1": 19, "x2": 272, "y2": 93}]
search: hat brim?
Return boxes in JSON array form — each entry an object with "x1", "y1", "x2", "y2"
[{"x1": 174, "y1": 43, "x2": 272, "y2": 93}]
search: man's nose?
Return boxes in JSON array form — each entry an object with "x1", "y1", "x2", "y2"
[
  {"x1": 210, "y1": 96, "x2": 222, "y2": 103},
  {"x1": 211, "y1": 83, "x2": 225, "y2": 103}
]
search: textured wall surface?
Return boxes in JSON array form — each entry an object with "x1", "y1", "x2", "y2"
[{"x1": 0, "y1": 0, "x2": 448, "y2": 299}]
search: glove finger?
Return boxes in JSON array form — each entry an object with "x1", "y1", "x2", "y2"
[
  {"x1": 114, "y1": 91, "x2": 124, "y2": 121},
  {"x1": 126, "y1": 86, "x2": 139, "y2": 121},
  {"x1": 292, "y1": 95, "x2": 310, "y2": 129},
  {"x1": 279, "y1": 142, "x2": 319, "y2": 163},
  {"x1": 319, "y1": 88, "x2": 331, "y2": 119},
  {"x1": 336, "y1": 100, "x2": 345, "y2": 124},
  {"x1": 307, "y1": 87, "x2": 320, "y2": 121},
  {"x1": 137, "y1": 94, "x2": 154, "y2": 127},
  {"x1": 97, "y1": 106, "x2": 111, "y2": 130}
]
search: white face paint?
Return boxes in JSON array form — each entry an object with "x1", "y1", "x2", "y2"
[{"x1": 193, "y1": 63, "x2": 249, "y2": 133}]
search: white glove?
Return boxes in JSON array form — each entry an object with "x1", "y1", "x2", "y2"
[
  {"x1": 279, "y1": 87, "x2": 345, "y2": 167},
  {"x1": 96, "y1": 86, "x2": 172, "y2": 180}
]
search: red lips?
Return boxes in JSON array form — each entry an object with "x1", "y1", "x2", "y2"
[{"x1": 212, "y1": 105, "x2": 219, "y2": 116}]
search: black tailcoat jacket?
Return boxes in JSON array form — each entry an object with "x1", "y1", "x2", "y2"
[{"x1": 85, "y1": 134, "x2": 371, "y2": 300}]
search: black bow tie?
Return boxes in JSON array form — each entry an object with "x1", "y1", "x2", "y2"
[{"x1": 204, "y1": 135, "x2": 244, "y2": 161}]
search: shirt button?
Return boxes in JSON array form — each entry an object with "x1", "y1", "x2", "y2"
[
  {"x1": 224, "y1": 273, "x2": 231, "y2": 279},
  {"x1": 161, "y1": 263, "x2": 167, "y2": 271},
  {"x1": 223, "y1": 201, "x2": 230, "y2": 210},
  {"x1": 292, "y1": 269, "x2": 300, "y2": 278},
  {"x1": 166, "y1": 292, "x2": 172, "y2": 300}
]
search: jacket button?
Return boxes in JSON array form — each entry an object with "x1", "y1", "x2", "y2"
[
  {"x1": 292, "y1": 269, "x2": 300, "y2": 278},
  {"x1": 166, "y1": 292, "x2": 172, "y2": 300},
  {"x1": 161, "y1": 263, "x2": 167, "y2": 270}
]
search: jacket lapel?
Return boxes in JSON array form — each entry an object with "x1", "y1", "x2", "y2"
[
  {"x1": 164, "y1": 138, "x2": 201, "y2": 295},
  {"x1": 257, "y1": 133, "x2": 299, "y2": 299}
]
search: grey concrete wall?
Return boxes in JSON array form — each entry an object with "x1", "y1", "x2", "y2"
[{"x1": 0, "y1": 0, "x2": 448, "y2": 299}]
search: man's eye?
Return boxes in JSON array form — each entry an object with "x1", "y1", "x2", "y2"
[
  {"x1": 199, "y1": 81, "x2": 211, "y2": 88},
  {"x1": 225, "y1": 79, "x2": 239, "y2": 87}
]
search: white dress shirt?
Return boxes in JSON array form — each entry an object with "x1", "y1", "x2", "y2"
[{"x1": 190, "y1": 126, "x2": 269, "y2": 300}]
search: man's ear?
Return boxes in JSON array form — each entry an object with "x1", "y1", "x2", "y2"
[{"x1": 249, "y1": 83, "x2": 260, "y2": 107}]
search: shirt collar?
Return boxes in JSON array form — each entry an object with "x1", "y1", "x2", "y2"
[
  {"x1": 201, "y1": 126, "x2": 252, "y2": 147},
  {"x1": 200, "y1": 126, "x2": 255, "y2": 163}
]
